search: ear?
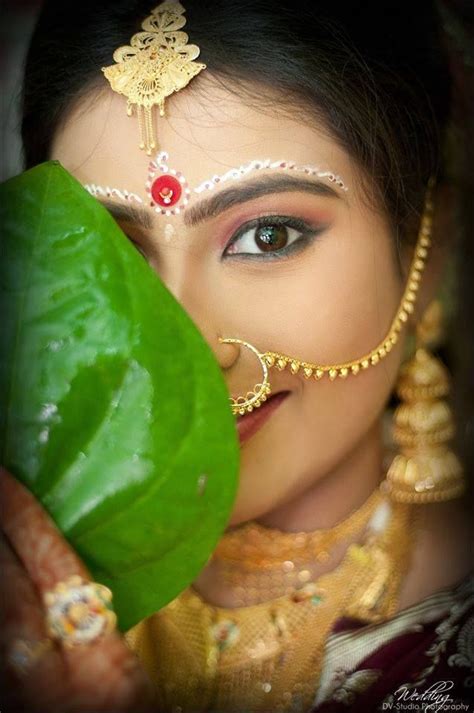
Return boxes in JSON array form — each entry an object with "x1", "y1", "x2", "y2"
[{"x1": 401, "y1": 183, "x2": 454, "y2": 329}]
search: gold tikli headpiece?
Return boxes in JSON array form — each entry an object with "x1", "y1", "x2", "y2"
[{"x1": 102, "y1": 1, "x2": 206, "y2": 154}]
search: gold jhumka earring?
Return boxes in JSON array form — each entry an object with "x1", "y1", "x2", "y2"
[
  {"x1": 102, "y1": 1, "x2": 206, "y2": 154},
  {"x1": 385, "y1": 300, "x2": 465, "y2": 503}
]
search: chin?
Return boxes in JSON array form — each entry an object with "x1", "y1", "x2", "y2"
[{"x1": 226, "y1": 476, "x2": 285, "y2": 528}]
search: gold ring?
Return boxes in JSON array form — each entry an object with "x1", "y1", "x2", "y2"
[
  {"x1": 219, "y1": 337, "x2": 271, "y2": 416},
  {"x1": 43, "y1": 575, "x2": 116, "y2": 648}
]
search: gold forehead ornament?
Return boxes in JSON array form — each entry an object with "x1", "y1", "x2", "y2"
[
  {"x1": 220, "y1": 184, "x2": 434, "y2": 416},
  {"x1": 102, "y1": 1, "x2": 206, "y2": 154}
]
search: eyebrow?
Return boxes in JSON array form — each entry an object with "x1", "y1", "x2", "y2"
[
  {"x1": 99, "y1": 200, "x2": 154, "y2": 231},
  {"x1": 98, "y1": 174, "x2": 342, "y2": 230},
  {"x1": 183, "y1": 175, "x2": 342, "y2": 228}
]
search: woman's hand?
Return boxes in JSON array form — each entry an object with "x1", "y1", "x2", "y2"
[{"x1": 0, "y1": 468, "x2": 154, "y2": 712}]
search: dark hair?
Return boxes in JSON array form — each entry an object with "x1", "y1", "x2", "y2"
[{"x1": 21, "y1": 0, "x2": 451, "y2": 244}]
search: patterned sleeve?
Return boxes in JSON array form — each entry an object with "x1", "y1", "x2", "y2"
[{"x1": 310, "y1": 572, "x2": 474, "y2": 711}]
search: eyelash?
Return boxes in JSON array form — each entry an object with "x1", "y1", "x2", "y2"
[{"x1": 222, "y1": 215, "x2": 324, "y2": 261}]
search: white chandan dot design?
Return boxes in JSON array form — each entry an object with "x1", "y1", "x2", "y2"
[
  {"x1": 82, "y1": 154, "x2": 349, "y2": 214},
  {"x1": 83, "y1": 184, "x2": 144, "y2": 203},
  {"x1": 164, "y1": 223, "x2": 175, "y2": 241},
  {"x1": 193, "y1": 158, "x2": 349, "y2": 193}
]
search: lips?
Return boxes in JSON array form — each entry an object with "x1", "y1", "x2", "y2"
[{"x1": 236, "y1": 391, "x2": 289, "y2": 444}]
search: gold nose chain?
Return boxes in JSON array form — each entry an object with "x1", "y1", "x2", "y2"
[{"x1": 219, "y1": 187, "x2": 433, "y2": 416}]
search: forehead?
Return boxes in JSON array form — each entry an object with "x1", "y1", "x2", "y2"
[{"x1": 51, "y1": 76, "x2": 355, "y2": 194}]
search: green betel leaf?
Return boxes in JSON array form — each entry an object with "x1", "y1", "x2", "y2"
[{"x1": 0, "y1": 161, "x2": 240, "y2": 631}]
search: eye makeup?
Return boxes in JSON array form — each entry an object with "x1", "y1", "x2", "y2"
[{"x1": 222, "y1": 214, "x2": 326, "y2": 261}]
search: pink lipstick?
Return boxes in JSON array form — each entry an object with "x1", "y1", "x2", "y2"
[{"x1": 236, "y1": 391, "x2": 289, "y2": 444}]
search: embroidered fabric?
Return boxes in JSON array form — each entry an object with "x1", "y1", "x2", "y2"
[{"x1": 311, "y1": 571, "x2": 474, "y2": 710}]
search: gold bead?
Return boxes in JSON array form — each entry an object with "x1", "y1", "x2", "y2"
[
  {"x1": 416, "y1": 247, "x2": 428, "y2": 259},
  {"x1": 351, "y1": 364, "x2": 360, "y2": 375},
  {"x1": 404, "y1": 302, "x2": 414, "y2": 314},
  {"x1": 371, "y1": 353, "x2": 379, "y2": 365},
  {"x1": 406, "y1": 290, "x2": 416, "y2": 302},
  {"x1": 399, "y1": 311, "x2": 408, "y2": 322},
  {"x1": 339, "y1": 368, "x2": 349, "y2": 378},
  {"x1": 265, "y1": 355, "x2": 275, "y2": 367},
  {"x1": 246, "y1": 405, "x2": 254, "y2": 413},
  {"x1": 414, "y1": 259, "x2": 425, "y2": 271},
  {"x1": 290, "y1": 361, "x2": 300, "y2": 374},
  {"x1": 329, "y1": 369, "x2": 338, "y2": 380},
  {"x1": 276, "y1": 358, "x2": 287, "y2": 371},
  {"x1": 412, "y1": 270, "x2": 421, "y2": 281},
  {"x1": 314, "y1": 369, "x2": 324, "y2": 380},
  {"x1": 361, "y1": 359, "x2": 369, "y2": 369},
  {"x1": 378, "y1": 347, "x2": 386, "y2": 359},
  {"x1": 303, "y1": 367, "x2": 313, "y2": 379},
  {"x1": 384, "y1": 340, "x2": 393, "y2": 352}
]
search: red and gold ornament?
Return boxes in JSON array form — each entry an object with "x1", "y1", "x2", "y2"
[{"x1": 146, "y1": 151, "x2": 191, "y2": 215}]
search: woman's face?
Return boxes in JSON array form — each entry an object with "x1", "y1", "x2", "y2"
[{"x1": 52, "y1": 78, "x2": 409, "y2": 526}]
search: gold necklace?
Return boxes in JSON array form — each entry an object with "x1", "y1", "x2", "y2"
[
  {"x1": 213, "y1": 484, "x2": 385, "y2": 604},
  {"x1": 125, "y1": 487, "x2": 421, "y2": 712}
]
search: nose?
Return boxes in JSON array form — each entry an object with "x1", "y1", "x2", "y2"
[
  {"x1": 157, "y1": 239, "x2": 240, "y2": 373},
  {"x1": 162, "y1": 274, "x2": 240, "y2": 374},
  {"x1": 187, "y1": 309, "x2": 240, "y2": 372},
  {"x1": 215, "y1": 338, "x2": 240, "y2": 370}
]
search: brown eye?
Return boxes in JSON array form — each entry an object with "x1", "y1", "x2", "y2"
[
  {"x1": 255, "y1": 225, "x2": 288, "y2": 252},
  {"x1": 223, "y1": 215, "x2": 319, "y2": 259}
]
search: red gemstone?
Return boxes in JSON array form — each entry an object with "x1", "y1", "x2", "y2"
[{"x1": 150, "y1": 174, "x2": 182, "y2": 207}]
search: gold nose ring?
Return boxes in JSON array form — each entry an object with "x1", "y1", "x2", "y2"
[{"x1": 218, "y1": 337, "x2": 271, "y2": 416}]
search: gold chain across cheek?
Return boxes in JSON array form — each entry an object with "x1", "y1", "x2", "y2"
[{"x1": 220, "y1": 185, "x2": 434, "y2": 417}]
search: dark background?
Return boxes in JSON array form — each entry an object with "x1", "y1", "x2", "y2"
[{"x1": 1, "y1": 0, "x2": 41, "y2": 181}]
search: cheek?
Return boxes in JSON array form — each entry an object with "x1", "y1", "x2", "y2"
[
  {"x1": 227, "y1": 240, "x2": 404, "y2": 522},
  {"x1": 231, "y1": 225, "x2": 401, "y2": 368},
  {"x1": 230, "y1": 344, "x2": 404, "y2": 525},
  {"x1": 297, "y1": 346, "x2": 402, "y2": 450}
]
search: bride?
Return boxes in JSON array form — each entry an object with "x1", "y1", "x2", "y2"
[{"x1": 2, "y1": 1, "x2": 472, "y2": 711}]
